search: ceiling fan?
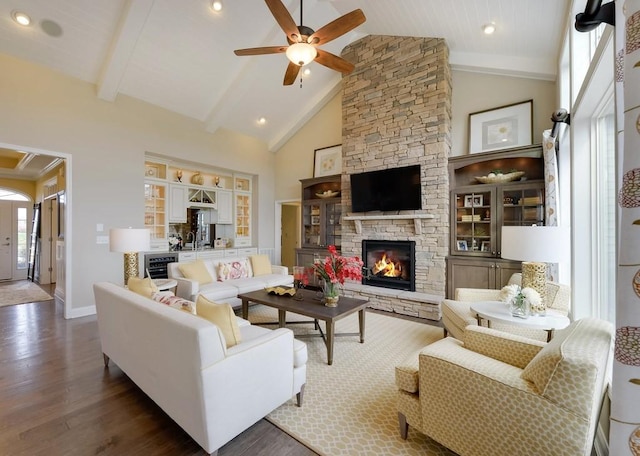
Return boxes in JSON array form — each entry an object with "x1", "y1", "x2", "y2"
[{"x1": 234, "y1": 0, "x2": 366, "y2": 85}]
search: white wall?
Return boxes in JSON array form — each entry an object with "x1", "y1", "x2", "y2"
[{"x1": 0, "y1": 53, "x2": 275, "y2": 317}]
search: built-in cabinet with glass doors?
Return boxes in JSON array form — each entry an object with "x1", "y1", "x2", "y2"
[
  {"x1": 295, "y1": 174, "x2": 342, "y2": 288},
  {"x1": 446, "y1": 145, "x2": 546, "y2": 297}
]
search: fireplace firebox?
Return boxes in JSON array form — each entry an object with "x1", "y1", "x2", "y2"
[{"x1": 361, "y1": 240, "x2": 416, "y2": 291}]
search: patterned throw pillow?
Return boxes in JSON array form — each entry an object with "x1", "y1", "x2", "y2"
[
  {"x1": 217, "y1": 260, "x2": 251, "y2": 282},
  {"x1": 152, "y1": 293, "x2": 195, "y2": 314}
]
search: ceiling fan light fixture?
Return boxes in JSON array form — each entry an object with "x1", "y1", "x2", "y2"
[
  {"x1": 286, "y1": 42, "x2": 317, "y2": 66},
  {"x1": 11, "y1": 11, "x2": 31, "y2": 26},
  {"x1": 211, "y1": 0, "x2": 223, "y2": 12}
]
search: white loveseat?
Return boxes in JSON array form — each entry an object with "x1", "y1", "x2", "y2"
[
  {"x1": 93, "y1": 282, "x2": 307, "y2": 456},
  {"x1": 168, "y1": 256, "x2": 293, "y2": 306}
]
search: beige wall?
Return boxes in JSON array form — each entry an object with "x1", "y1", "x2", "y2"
[
  {"x1": 0, "y1": 53, "x2": 275, "y2": 316},
  {"x1": 274, "y1": 92, "x2": 342, "y2": 201},
  {"x1": 451, "y1": 71, "x2": 557, "y2": 157}
]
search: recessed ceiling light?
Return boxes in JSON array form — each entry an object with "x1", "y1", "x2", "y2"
[
  {"x1": 257, "y1": 117, "x2": 267, "y2": 125},
  {"x1": 11, "y1": 11, "x2": 31, "y2": 26},
  {"x1": 482, "y1": 23, "x2": 496, "y2": 34},
  {"x1": 211, "y1": 0, "x2": 223, "y2": 12}
]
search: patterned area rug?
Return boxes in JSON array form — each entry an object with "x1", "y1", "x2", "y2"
[
  {"x1": 245, "y1": 304, "x2": 457, "y2": 456},
  {"x1": 0, "y1": 280, "x2": 53, "y2": 307}
]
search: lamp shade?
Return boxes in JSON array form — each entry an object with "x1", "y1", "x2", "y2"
[
  {"x1": 501, "y1": 226, "x2": 569, "y2": 263},
  {"x1": 286, "y1": 43, "x2": 317, "y2": 66},
  {"x1": 109, "y1": 228, "x2": 150, "y2": 253}
]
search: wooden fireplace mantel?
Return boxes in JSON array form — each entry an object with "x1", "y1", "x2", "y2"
[{"x1": 342, "y1": 214, "x2": 435, "y2": 235}]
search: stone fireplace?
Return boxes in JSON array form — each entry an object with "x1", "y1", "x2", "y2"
[{"x1": 339, "y1": 36, "x2": 451, "y2": 321}]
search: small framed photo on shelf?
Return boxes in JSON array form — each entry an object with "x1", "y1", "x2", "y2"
[
  {"x1": 311, "y1": 215, "x2": 320, "y2": 225},
  {"x1": 313, "y1": 144, "x2": 342, "y2": 177},
  {"x1": 468, "y1": 99, "x2": 533, "y2": 154},
  {"x1": 456, "y1": 240, "x2": 468, "y2": 251},
  {"x1": 464, "y1": 194, "x2": 483, "y2": 207},
  {"x1": 481, "y1": 241, "x2": 491, "y2": 252}
]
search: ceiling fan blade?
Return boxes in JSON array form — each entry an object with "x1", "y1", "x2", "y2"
[
  {"x1": 283, "y1": 61, "x2": 301, "y2": 85},
  {"x1": 234, "y1": 46, "x2": 288, "y2": 56},
  {"x1": 315, "y1": 49, "x2": 355, "y2": 74},
  {"x1": 308, "y1": 9, "x2": 365, "y2": 45},
  {"x1": 265, "y1": 0, "x2": 301, "y2": 43}
]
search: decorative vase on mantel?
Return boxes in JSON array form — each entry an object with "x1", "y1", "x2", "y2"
[{"x1": 323, "y1": 280, "x2": 340, "y2": 307}]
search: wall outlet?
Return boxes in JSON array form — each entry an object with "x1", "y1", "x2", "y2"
[{"x1": 96, "y1": 235, "x2": 109, "y2": 245}]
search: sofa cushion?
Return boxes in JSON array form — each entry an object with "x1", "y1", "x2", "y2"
[
  {"x1": 218, "y1": 260, "x2": 251, "y2": 281},
  {"x1": 196, "y1": 295, "x2": 242, "y2": 348},
  {"x1": 127, "y1": 277, "x2": 159, "y2": 297},
  {"x1": 152, "y1": 293, "x2": 195, "y2": 314},
  {"x1": 179, "y1": 260, "x2": 214, "y2": 285},
  {"x1": 250, "y1": 254, "x2": 272, "y2": 276}
]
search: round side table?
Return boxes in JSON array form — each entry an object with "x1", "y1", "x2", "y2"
[{"x1": 470, "y1": 300, "x2": 570, "y2": 342}]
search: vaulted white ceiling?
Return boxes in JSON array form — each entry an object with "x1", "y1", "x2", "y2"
[{"x1": 0, "y1": 0, "x2": 570, "y2": 157}]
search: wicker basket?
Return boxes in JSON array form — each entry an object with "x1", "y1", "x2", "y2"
[{"x1": 475, "y1": 171, "x2": 525, "y2": 184}]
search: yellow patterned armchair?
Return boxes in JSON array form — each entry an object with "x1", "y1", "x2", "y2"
[
  {"x1": 396, "y1": 318, "x2": 613, "y2": 456},
  {"x1": 442, "y1": 273, "x2": 571, "y2": 342}
]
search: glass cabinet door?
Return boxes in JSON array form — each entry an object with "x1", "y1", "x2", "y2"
[
  {"x1": 452, "y1": 188, "x2": 494, "y2": 256},
  {"x1": 302, "y1": 203, "x2": 321, "y2": 247},
  {"x1": 324, "y1": 202, "x2": 342, "y2": 248},
  {"x1": 501, "y1": 185, "x2": 545, "y2": 227},
  {"x1": 144, "y1": 182, "x2": 166, "y2": 240}
]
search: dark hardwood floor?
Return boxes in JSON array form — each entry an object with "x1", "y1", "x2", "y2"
[{"x1": 0, "y1": 282, "x2": 317, "y2": 456}]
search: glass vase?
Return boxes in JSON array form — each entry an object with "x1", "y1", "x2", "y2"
[
  {"x1": 323, "y1": 280, "x2": 340, "y2": 307},
  {"x1": 510, "y1": 296, "x2": 530, "y2": 319}
]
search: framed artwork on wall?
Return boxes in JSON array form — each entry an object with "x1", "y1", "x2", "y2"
[
  {"x1": 313, "y1": 144, "x2": 342, "y2": 177},
  {"x1": 468, "y1": 100, "x2": 533, "y2": 154}
]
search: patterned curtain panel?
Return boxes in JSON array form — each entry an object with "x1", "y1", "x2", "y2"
[
  {"x1": 542, "y1": 130, "x2": 560, "y2": 281},
  {"x1": 611, "y1": 0, "x2": 640, "y2": 453}
]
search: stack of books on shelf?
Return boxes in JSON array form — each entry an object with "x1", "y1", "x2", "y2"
[
  {"x1": 521, "y1": 196, "x2": 542, "y2": 205},
  {"x1": 461, "y1": 214, "x2": 482, "y2": 222}
]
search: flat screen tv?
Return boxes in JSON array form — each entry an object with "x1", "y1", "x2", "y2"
[{"x1": 350, "y1": 165, "x2": 422, "y2": 212}]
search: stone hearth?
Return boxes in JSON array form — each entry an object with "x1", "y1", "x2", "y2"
[{"x1": 340, "y1": 36, "x2": 451, "y2": 320}]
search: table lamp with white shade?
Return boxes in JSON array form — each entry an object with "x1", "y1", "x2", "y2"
[
  {"x1": 109, "y1": 228, "x2": 150, "y2": 285},
  {"x1": 501, "y1": 225, "x2": 570, "y2": 308}
]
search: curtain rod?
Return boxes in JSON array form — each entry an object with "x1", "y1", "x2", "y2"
[{"x1": 575, "y1": 0, "x2": 615, "y2": 32}]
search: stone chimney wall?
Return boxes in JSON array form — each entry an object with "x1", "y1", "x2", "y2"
[{"x1": 340, "y1": 36, "x2": 452, "y2": 319}]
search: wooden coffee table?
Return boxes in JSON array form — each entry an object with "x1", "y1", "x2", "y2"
[{"x1": 238, "y1": 288, "x2": 369, "y2": 365}]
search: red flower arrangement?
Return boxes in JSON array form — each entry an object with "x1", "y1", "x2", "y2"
[{"x1": 312, "y1": 245, "x2": 364, "y2": 285}]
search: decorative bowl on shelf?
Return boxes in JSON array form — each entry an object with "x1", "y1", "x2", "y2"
[
  {"x1": 315, "y1": 190, "x2": 340, "y2": 198},
  {"x1": 475, "y1": 171, "x2": 525, "y2": 184}
]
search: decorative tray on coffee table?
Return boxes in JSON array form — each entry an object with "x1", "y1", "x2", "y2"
[{"x1": 265, "y1": 286, "x2": 296, "y2": 297}]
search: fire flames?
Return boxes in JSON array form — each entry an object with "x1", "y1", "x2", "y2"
[{"x1": 371, "y1": 253, "x2": 403, "y2": 278}]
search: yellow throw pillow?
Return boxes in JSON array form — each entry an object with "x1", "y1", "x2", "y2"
[
  {"x1": 196, "y1": 295, "x2": 241, "y2": 348},
  {"x1": 127, "y1": 277, "x2": 159, "y2": 298},
  {"x1": 178, "y1": 260, "x2": 213, "y2": 285},
  {"x1": 250, "y1": 254, "x2": 272, "y2": 277}
]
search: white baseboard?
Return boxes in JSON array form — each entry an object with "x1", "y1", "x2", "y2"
[{"x1": 66, "y1": 305, "x2": 96, "y2": 319}]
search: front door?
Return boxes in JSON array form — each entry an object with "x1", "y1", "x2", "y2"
[{"x1": 0, "y1": 203, "x2": 12, "y2": 280}]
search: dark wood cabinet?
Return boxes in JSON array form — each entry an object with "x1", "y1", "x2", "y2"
[
  {"x1": 446, "y1": 145, "x2": 546, "y2": 297},
  {"x1": 295, "y1": 175, "x2": 342, "y2": 288}
]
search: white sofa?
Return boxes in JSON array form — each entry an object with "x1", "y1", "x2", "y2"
[
  {"x1": 93, "y1": 282, "x2": 307, "y2": 456},
  {"x1": 168, "y1": 256, "x2": 293, "y2": 306}
]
